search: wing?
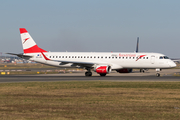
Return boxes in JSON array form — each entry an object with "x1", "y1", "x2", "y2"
[{"x1": 52, "y1": 60, "x2": 96, "y2": 68}]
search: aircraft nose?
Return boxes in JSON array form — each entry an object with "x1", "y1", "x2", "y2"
[{"x1": 169, "y1": 61, "x2": 177, "y2": 67}]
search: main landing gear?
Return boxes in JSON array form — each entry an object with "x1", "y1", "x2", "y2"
[
  {"x1": 156, "y1": 69, "x2": 161, "y2": 77},
  {"x1": 140, "y1": 69, "x2": 145, "y2": 73},
  {"x1": 85, "y1": 68, "x2": 92, "y2": 76}
]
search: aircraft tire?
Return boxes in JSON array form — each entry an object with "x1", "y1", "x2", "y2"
[
  {"x1": 156, "y1": 73, "x2": 160, "y2": 77},
  {"x1": 85, "y1": 72, "x2": 92, "y2": 76},
  {"x1": 100, "y1": 73, "x2": 106, "y2": 76}
]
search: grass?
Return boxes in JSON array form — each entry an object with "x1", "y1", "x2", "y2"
[
  {"x1": 0, "y1": 81, "x2": 180, "y2": 120},
  {"x1": 5, "y1": 71, "x2": 60, "y2": 75},
  {"x1": 0, "y1": 63, "x2": 56, "y2": 69},
  {"x1": 0, "y1": 63, "x2": 80, "y2": 75}
]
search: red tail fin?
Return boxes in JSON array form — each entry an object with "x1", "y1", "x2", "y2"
[{"x1": 20, "y1": 28, "x2": 47, "y2": 53}]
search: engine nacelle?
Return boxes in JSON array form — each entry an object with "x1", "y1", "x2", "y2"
[
  {"x1": 116, "y1": 68, "x2": 133, "y2": 73},
  {"x1": 94, "y1": 65, "x2": 111, "y2": 74}
]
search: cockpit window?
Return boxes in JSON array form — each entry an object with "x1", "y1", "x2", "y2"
[
  {"x1": 159, "y1": 56, "x2": 163, "y2": 59},
  {"x1": 164, "y1": 56, "x2": 169, "y2": 59},
  {"x1": 159, "y1": 56, "x2": 169, "y2": 59}
]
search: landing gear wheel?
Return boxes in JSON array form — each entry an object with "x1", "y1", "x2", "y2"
[
  {"x1": 156, "y1": 73, "x2": 160, "y2": 77},
  {"x1": 140, "y1": 69, "x2": 145, "y2": 73},
  {"x1": 100, "y1": 73, "x2": 106, "y2": 76},
  {"x1": 85, "y1": 72, "x2": 92, "y2": 76}
]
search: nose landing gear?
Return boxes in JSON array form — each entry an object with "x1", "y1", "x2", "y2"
[
  {"x1": 156, "y1": 73, "x2": 160, "y2": 77},
  {"x1": 156, "y1": 69, "x2": 161, "y2": 77}
]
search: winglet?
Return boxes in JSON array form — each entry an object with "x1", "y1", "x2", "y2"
[{"x1": 136, "y1": 37, "x2": 139, "y2": 53}]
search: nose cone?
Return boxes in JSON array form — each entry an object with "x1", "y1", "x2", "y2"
[{"x1": 169, "y1": 61, "x2": 177, "y2": 68}]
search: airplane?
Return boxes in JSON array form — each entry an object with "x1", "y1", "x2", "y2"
[{"x1": 7, "y1": 28, "x2": 177, "y2": 77}]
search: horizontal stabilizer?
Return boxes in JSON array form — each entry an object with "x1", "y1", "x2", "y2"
[{"x1": 6, "y1": 53, "x2": 32, "y2": 58}]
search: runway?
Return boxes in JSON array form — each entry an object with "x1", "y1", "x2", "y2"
[{"x1": 0, "y1": 69, "x2": 179, "y2": 83}]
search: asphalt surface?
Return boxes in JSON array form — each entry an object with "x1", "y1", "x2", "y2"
[
  {"x1": 0, "y1": 75, "x2": 179, "y2": 83},
  {"x1": 0, "y1": 69, "x2": 179, "y2": 83}
]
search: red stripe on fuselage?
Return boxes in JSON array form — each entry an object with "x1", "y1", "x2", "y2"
[
  {"x1": 136, "y1": 55, "x2": 146, "y2": 61},
  {"x1": 23, "y1": 45, "x2": 47, "y2": 53},
  {"x1": 41, "y1": 52, "x2": 50, "y2": 60},
  {"x1": 20, "y1": 28, "x2": 28, "y2": 34}
]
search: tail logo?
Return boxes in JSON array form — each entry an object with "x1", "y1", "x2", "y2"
[{"x1": 23, "y1": 38, "x2": 30, "y2": 44}]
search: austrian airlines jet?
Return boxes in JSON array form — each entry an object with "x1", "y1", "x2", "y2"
[{"x1": 8, "y1": 28, "x2": 176, "y2": 77}]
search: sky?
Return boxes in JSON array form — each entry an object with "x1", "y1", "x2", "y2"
[{"x1": 0, "y1": 0, "x2": 180, "y2": 58}]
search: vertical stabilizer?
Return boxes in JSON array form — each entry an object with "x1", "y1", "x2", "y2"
[{"x1": 20, "y1": 28, "x2": 47, "y2": 53}]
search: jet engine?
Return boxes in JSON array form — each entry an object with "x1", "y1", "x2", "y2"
[
  {"x1": 94, "y1": 65, "x2": 111, "y2": 74},
  {"x1": 116, "y1": 68, "x2": 133, "y2": 73}
]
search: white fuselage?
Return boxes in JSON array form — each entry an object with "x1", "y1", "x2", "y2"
[{"x1": 25, "y1": 52, "x2": 176, "y2": 70}]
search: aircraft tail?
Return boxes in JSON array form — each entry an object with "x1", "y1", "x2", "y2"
[{"x1": 19, "y1": 28, "x2": 47, "y2": 53}]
